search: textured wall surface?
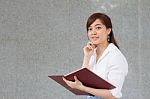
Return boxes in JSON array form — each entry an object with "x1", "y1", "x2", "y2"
[{"x1": 0, "y1": 0, "x2": 150, "y2": 99}]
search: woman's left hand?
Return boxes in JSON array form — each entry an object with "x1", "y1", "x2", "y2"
[{"x1": 63, "y1": 76, "x2": 83, "y2": 90}]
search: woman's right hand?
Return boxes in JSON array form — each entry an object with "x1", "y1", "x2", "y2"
[{"x1": 83, "y1": 42, "x2": 95, "y2": 58}]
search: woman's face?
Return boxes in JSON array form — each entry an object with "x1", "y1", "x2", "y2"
[{"x1": 87, "y1": 19, "x2": 111, "y2": 46}]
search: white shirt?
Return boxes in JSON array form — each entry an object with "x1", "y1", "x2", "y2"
[{"x1": 89, "y1": 43, "x2": 128, "y2": 98}]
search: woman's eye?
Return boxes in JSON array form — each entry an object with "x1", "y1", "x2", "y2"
[
  {"x1": 96, "y1": 27, "x2": 101, "y2": 30},
  {"x1": 88, "y1": 28, "x2": 92, "y2": 31}
]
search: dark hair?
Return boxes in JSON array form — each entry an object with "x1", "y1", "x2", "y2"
[{"x1": 86, "y1": 13, "x2": 119, "y2": 49}]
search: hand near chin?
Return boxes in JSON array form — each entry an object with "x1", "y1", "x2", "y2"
[
  {"x1": 63, "y1": 76, "x2": 83, "y2": 90},
  {"x1": 83, "y1": 42, "x2": 95, "y2": 57}
]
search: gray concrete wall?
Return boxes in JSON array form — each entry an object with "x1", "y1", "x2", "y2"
[{"x1": 0, "y1": 0, "x2": 150, "y2": 99}]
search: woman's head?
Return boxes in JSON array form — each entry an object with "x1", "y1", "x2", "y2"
[{"x1": 86, "y1": 13, "x2": 119, "y2": 48}]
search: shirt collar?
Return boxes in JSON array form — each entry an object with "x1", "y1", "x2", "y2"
[{"x1": 93, "y1": 43, "x2": 118, "y2": 63}]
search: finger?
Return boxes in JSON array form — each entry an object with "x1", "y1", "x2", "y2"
[
  {"x1": 63, "y1": 77, "x2": 70, "y2": 83},
  {"x1": 87, "y1": 42, "x2": 93, "y2": 46},
  {"x1": 63, "y1": 77, "x2": 74, "y2": 84},
  {"x1": 87, "y1": 43, "x2": 93, "y2": 48},
  {"x1": 63, "y1": 77, "x2": 67, "y2": 82},
  {"x1": 63, "y1": 78, "x2": 71, "y2": 86},
  {"x1": 83, "y1": 46, "x2": 91, "y2": 51},
  {"x1": 86, "y1": 45, "x2": 93, "y2": 50},
  {"x1": 87, "y1": 42, "x2": 95, "y2": 48},
  {"x1": 74, "y1": 76, "x2": 78, "y2": 81}
]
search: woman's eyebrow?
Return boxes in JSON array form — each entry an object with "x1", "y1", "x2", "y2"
[
  {"x1": 89, "y1": 24, "x2": 102, "y2": 27},
  {"x1": 95, "y1": 24, "x2": 102, "y2": 26},
  {"x1": 89, "y1": 24, "x2": 103, "y2": 28}
]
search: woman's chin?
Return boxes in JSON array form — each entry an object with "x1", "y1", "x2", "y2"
[{"x1": 91, "y1": 42, "x2": 98, "y2": 45}]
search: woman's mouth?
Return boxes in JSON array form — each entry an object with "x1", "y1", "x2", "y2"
[{"x1": 91, "y1": 37, "x2": 99, "y2": 40}]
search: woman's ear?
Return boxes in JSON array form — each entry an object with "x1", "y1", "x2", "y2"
[{"x1": 107, "y1": 28, "x2": 111, "y2": 35}]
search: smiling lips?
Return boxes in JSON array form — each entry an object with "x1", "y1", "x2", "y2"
[{"x1": 91, "y1": 36, "x2": 99, "y2": 40}]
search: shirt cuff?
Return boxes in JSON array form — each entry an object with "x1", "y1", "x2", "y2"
[{"x1": 110, "y1": 88, "x2": 122, "y2": 98}]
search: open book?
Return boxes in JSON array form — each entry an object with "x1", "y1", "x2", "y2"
[{"x1": 48, "y1": 68, "x2": 116, "y2": 95}]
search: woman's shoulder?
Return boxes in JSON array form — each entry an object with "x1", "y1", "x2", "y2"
[
  {"x1": 108, "y1": 43, "x2": 123, "y2": 56},
  {"x1": 108, "y1": 43, "x2": 128, "y2": 72},
  {"x1": 108, "y1": 43, "x2": 128, "y2": 65}
]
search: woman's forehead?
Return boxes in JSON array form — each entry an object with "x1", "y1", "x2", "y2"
[{"x1": 89, "y1": 19, "x2": 104, "y2": 27}]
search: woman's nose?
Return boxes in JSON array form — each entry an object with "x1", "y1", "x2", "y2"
[{"x1": 91, "y1": 29, "x2": 97, "y2": 35}]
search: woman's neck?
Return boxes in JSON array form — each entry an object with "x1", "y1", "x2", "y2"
[{"x1": 96, "y1": 42, "x2": 109, "y2": 56}]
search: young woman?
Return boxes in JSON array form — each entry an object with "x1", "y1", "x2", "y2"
[{"x1": 63, "y1": 13, "x2": 128, "y2": 99}]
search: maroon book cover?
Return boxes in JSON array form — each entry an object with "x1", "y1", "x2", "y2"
[{"x1": 48, "y1": 68, "x2": 116, "y2": 95}]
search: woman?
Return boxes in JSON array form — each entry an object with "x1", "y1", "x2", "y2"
[{"x1": 63, "y1": 13, "x2": 128, "y2": 99}]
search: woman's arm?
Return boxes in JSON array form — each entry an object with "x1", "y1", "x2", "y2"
[
  {"x1": 63, "y1": 76, "x2": 116, "y2": 99},
  {"x1": 80, "y1": 85, "x2": 116, "y2": 99},
  {"x1": 81, "y1": 55, "x2": 91, "y2": 69},
  {"x1": 82, "y1": 42, "x2": 95, "y2": 69}
]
